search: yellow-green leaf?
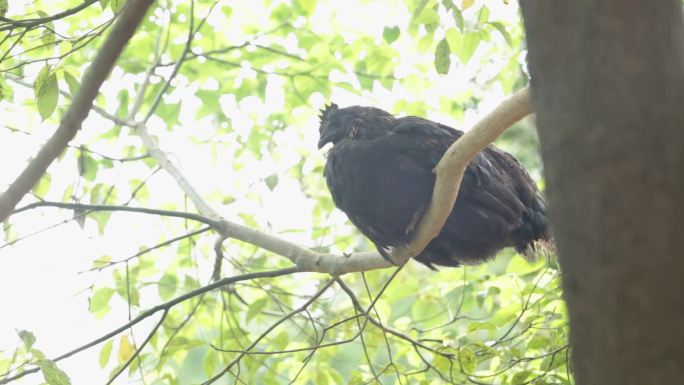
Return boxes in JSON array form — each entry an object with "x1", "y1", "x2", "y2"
[
  {"x1": 18, "y1": 330, "x2": 36, "y2": 351},
  {"x1": 158, "y1": 273, "x2": 178, "y2": 300},
  {"x1": 511, "y1": 370, "x2": 532, "y2": 385},
  {"x1": 414, "y1": 8, "x2": 439, "y2": 24},
  {"x1": 246, "y1": 297, "x2": 268, "y2": 322},
  {"x1": 0, "y1": 0, "x2": 7, "y2": 17},
  {"x1": 461, "y1": 0, "x2": 475, "y2": 10},
  {"x1": 63, "y1": 71, "x2": 80, "y2": 96},
  {"x1": 459, "y1": 347, "x2": 476, "y2": 373},
  {"x1": 32, "y1": 173, "x2": 51, "y2": 197},
  {"x1": 265, "y1": 174, "x2": 278, "y2": 190},
  {"x1": 434, "y1": 38, "x2": 451, "y2": 75},
  {"x1": 383, "y1": 26, "x2": 400, "y2": 44},
  {"x1": 0, "y1": 76, "x2": 13, "y2": 101},
  {"x1": 99, "y1": 340, "x2": 113, "y2": 368},
  {"x1": 445, "y1": 28, "x2": 462, "y2": 53},
  {"x1": 89, "y1": 287, "x2": 115, "y2": 313},
  {"x1": 111, "y1": 0, "x2": 126, "y2": 13},
  {"x1": 37, "y1": 359, "x2": 71, "y2": 385},
  {"x1": 34, "y1": 66, "x2": 59, "y2": 120},
  {"x1": 118, "y1": 335, "x2": 134, "y2": 363}
]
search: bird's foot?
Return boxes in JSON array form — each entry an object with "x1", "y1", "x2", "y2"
[{"x1": 376, "y1": 244, "x2": 399, "y2": 266}]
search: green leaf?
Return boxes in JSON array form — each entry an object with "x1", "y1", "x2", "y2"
[
  {"x1": 445, "y1": 28, "x2": 462, "y2": 53},
  {"x1": 40, "y1": 29, "x2": 56, "y2": 45},
  {"x1": 63, "y1": 71, "x2": 80, "y2": 96},
  {"x1": 417, "y1": 33, "x2": 433, "y2": 53},
  {"x1": 18, "y1": 330, "x2": 36, "y2": 351},
  {"x1": 452, "y1": 7, "x2": 464, "y2": 30},
  {"x1": 265, "y1": 174, "x2": 278, "y2": 190},
  {"x1": 3, "y1": 219, "x2": 16, "y2": 243},
  {"x1": 35, "y1": 11, "x2": 56, "y2": 45},
  {"x1": 111, "y1": 0, "x2": 126, "y2": 13},
  {"x1": 90, "y1": 288, "x2": 115, "y2": 313},
  {"x1": 99, "y1": 340, "x2": 113, "y2": 368},
  {"x1": 412, "y1": 0, "x2": 430, "y2": 19},
  {"x1": 413, "y1": 8, "x2": 439, "y2": 24},
  {"x1": 32, "y1": 173, "x2": 51, "y2": 197},
  {"x1": 383, "y1": 26, "x2": 400, "y2": 44},
  {"x1": 79, "y1": 154, "x2": 98, "y2": 181},
  {"x1": 461, "y1": 0, "x2": 475, "y2": 10},
  {"x1": 459, "y1": 347, "x2": 476, "y2": 373},
  {"x1": 246, "y1": 297, "x2": 268, "y2": 322},
  {"x1": 222, "y1": 196, "x2": 236, "y2": 205},
  {"x1": 91, "y1": 255, "x2": 113, "y2": 269},
  {"x1": 272, "y1": 331, "x2": 289, "y2": 351},
  {"x1": 434, "y1": 38, "x2": 451, "y2": 75},
  {"x1": 0, "y1": 0, "x2": 7, "y2": 17},
  {"x1": 91, "y1": 211, "x2": 112, "y2": 234},
  {"x1": 203, "y1": 349, "x2": 217, "y2": 377},
  {"x1": 459, "y1": 32, "x2": 482, "y2": 64},
  {"x1": 511, "y1": 370, "x2": 532, "y2": 385},
  {"x1": 37, "y1": 359, "x2": 71, "y2": 385},
  {"x1": 100, "y1": 0, "x2": 110, "y2": 9},
  {"x1": 0, "y1": 76, "x2": 13, "y2": 101},
  {"x1": 158, "y1": 273, "x2": 178, "y2": 300},
  {"x1": 446, "y1": 29, "x2": 481, "y2": 64},
  {"x1": 296, "y1": 0, "x2": 317, "y2": 15},
  {"x1": 115, "y1": 89, "x2": 129, "y2": 118},
  {"x1": 478, "y1": 6, "x2": 490, "y2": 24},
  {"x1": 489, "y1": 21, "x2": 513, "y2": 45},
  {"x1": 34, "y1": 65, "x2": 59, "y2": 120}
]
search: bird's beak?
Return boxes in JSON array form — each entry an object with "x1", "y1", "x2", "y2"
[{"x1": 317, "y1": 134, "x2": 332, "y2": 149}]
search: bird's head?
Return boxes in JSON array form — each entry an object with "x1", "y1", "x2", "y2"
[
  {"x1": 317, "y1": 103, "x2": 343, "y2": 149},
  {"x1": 317, "y1": 103, "x2": 394, "y2": 149}
]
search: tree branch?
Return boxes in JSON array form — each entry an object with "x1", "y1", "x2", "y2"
[
  {"x1": 12, "y1": 201, "x2": 223, "y2": 229},
  {"x1": 131, "y1": 87, "x2": 533, "y2": 275},
  {"x1": 0, "y1": 0, "x2": 155, "y2": 222},
  {"x1": 0, "y1": 267, "x2": 300, "y2": 384},
  {"x1": 392, "y1": 86, "x2": 533, "y2": 264},
  {"x1": 0, "y1": 0, "x2": 100, "y2": 32},
  {"x1": 9, "y1": 67, "x2": 531, "y2": 275}
]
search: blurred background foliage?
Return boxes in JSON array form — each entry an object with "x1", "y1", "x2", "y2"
[{"x1": 0, "y1": 0, "x2": 569, "y2": 384}]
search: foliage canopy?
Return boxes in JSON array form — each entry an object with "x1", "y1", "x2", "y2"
[{"x1": 0, "y1": 1, "x2": 569, "y2": 384}]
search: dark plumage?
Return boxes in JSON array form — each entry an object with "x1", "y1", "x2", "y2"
[{"x1": 318, "y1": 103, "x2": 549, "y2": 269}]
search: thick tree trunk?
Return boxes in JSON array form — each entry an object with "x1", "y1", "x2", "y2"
[{"x1": 520, "y1": 2, "x2": 684, "y2": 385}]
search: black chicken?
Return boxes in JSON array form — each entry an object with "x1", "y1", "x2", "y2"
[{"x1": 318, "y1": 103, "x2": 549, "y2": 269}]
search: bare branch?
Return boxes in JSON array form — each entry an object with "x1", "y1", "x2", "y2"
[{"x1": 0, "y1": 0, "x2": 156, "y2": 222}]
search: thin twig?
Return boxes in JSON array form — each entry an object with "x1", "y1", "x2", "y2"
[
  {"x1": 0, "y1": 0, "x2": 100, "y2": 32},
  {"x1": 12, "y1": 201, "x2": 223, "y2": 229},
  {"x1": 0, "y1": 267, "x2": 301, "y2": 384},
  {"x1": 203, "y1": 280, "x2": 334, "y2": 384},
  {"x1": 0, "y1": 0, "x2": 156, "y2": 221}
]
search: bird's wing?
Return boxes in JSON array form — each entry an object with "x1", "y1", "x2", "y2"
[
  {"x1": 324, "y1": 126, "x2": 438, "y2": 248},
  {"x1": 392, "y1": 118, "x2": 530, "y2": 239}
]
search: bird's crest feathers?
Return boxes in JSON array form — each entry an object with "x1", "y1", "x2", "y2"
[{"x1": 319, "y1": 103, "x2": 339, "y2": 125}]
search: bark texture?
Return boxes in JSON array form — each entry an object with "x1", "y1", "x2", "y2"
[{"x1": 520, "y1": 1, "x2": 684, "y2": 385}]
